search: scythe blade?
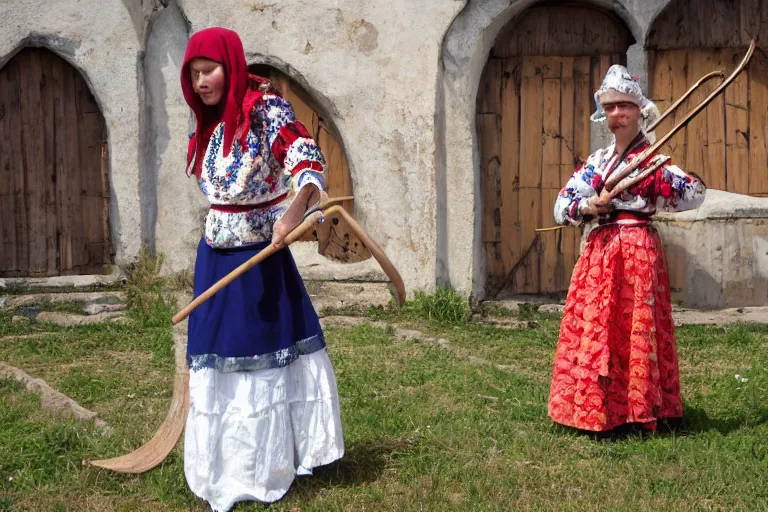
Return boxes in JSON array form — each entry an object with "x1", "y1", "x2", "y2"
[{"x1": 84, "y1": 196, "x2": 405, "y2": 473}]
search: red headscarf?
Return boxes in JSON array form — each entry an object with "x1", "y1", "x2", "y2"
[{"x1": 181, "y1": 27, "x2": 250, "y2": 175}]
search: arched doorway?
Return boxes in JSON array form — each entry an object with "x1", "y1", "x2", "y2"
[
  {"x1": 249, "y1": 64, "x2": 354, "y2": 215},
  {"x1": 647, "y1": 0, "x2": 768, "y2": 197},
  {"x1": 0, "y1": 48, "x2": 111, "y2": 277},
  {"x1": 477, "y1": 1, "x2": 634, "y2": 297}
]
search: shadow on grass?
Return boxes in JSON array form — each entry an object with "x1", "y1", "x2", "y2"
[
  {"x1": 230, "y1": 440, "x2": 398, "y2": 510},
  {"x1": 551, "y1": 420, "x2": 682, "y2": 442},
  {"x1": 551, "y1": 403, "x2": 768, "y2": 442},
  {"x1": 677, "y1": 405, "x2": 768, "y2": 435},
  {"x1": 291, "y1": 440, "x2": 396, "y2": 495}
]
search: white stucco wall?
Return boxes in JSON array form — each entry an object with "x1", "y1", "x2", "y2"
[
  {"x1": 146, "y1": 2, "x2": 210, "y2": 274},
  {"x1": 1, "y1": 0, "x2": 466, "y2": 291},
  {"x1": 3, "y1": 0, "x2": 766, "y2": 307},
  {"x1": 159, "y1": 0, "x2": 468, "y2": 292}
]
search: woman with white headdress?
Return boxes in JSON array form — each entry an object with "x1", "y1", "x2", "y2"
[{"x1": 548, "y1": 65, "x2": 706, "y2": 433}]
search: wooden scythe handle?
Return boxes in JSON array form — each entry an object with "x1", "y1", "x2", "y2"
[
  {"x1": 604, "y1": 40, "x2": 756, "y2": 192},
  {"x1": 172, "y1": 200, "x2": 407, "y2": 324},
  {"x1": 171, "y1": 210, "x2": 324, "y2": 325},
  {"x1": 87, "y1": 197, "x2": 405, "y2": 475},
  {"x1": 646, "y1": 69, "x2": 724, "y2": 133},
  {"x1": 607, "y1": 156, "x2": 671, "y2": 200},
  {"x1": 535, "y1": 225, "x2": 567, "y2": 233},
  {"x1": 535, "y1": 40, "x2": 757, "y2": 232}
]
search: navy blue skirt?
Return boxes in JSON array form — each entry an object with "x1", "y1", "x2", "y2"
[{"x1": 187, "y1": 239, "x2": 325, "y2": 373}]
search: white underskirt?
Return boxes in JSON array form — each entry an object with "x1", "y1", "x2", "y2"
[{"x1": 184, "y1": 349, "x2": 344, "y2": 511}]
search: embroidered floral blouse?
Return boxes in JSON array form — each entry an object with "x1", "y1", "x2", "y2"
[
  {"x1": 188, "y1": 91, "x2": 326, "y2": 248},
  {"x1": 554, "y1": 137, "x2": 706, "y2": 225}
]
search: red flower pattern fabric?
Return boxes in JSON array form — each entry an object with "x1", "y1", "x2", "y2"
[{"x1": 548, "y1": 224, "x2": 682, "y2": 431}]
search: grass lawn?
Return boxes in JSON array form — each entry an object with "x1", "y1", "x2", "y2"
[{"x1": 0, "y1": 291, "x2": 766, "y2": 511}]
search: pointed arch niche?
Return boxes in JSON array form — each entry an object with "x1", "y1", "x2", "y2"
[
  {"x1": 0, "y1": 47, "x2": 111, "y2": 277},
  {"x1": 249, "y1": 64, "x2": 354, "y2": 214},
  {"x1": 647, "y1": 0, "x2": 768, "y2": 197}
]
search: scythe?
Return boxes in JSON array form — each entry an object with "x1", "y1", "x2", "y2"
[
  {"x1": 84, "y1": 193, "x2": 406, "y2": 473},
  {"x1": 535, "y1": 39, "x2": 757, "y2": 233}
]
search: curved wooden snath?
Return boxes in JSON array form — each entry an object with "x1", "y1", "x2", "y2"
[
  {"x1": 604, "y1": 39, "x2": 756, "y2": 191},
  {"x1": 535, "y1": 40, "x2": 757, "y2": 233},
  {"x1": 85, "y1": 195, "x2": 406, "y2": 474},
  {"x1": 171, "y1": 211, "x2": 322, "y2": 325},
  {"x1": 320, "y1": 205, "x2": 407, "y2": 307},
  {"x1": 172, "y1": 196, "x2": 406, "y2": 325},
  {"x1": 645, "y1": 69, "x2": 724, "y2": 133}
]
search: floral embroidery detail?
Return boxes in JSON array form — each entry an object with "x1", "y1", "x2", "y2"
[
  {"x1": 589, "y1": 65, "x2": 661, "y2": 140},
  {"x1": 283, "y1": 138, "x2": 325, "y2": 172},
  {"x1": 198, "y1": 92, "x2": 327, "y2": 248},
  {"x1": 204, "y1": 202, "x2": 286, "y2": 247},
  {"x1": 263, "y1": 95, "x2": 297, "y2": 147},
  {"x1": 553, "y1": 137, "x2": 706, "y2": 226}
]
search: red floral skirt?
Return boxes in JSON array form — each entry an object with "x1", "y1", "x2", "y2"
[{"x1": 548, "y1": 223, "x2": 683, "y2": 431}]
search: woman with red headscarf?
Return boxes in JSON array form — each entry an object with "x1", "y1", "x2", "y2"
[{"x1": 180, "y1": 28, "x2": 343, "y2": 510}]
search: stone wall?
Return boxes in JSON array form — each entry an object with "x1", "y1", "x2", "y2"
[
  {"x1": 164, "y1": 0, "x2": 466, "y2": 291},
  {"x1": 145, "y1": 2, "x2": 209, "y2": 274},
  {"x1": 2, "y1": 0, "x2": 767, "y2": 307},
  {"x1": 656, "y1": 191, "x2": 768, "y2": 308},
  {"x1": 438, "y1": 0, "x2": 768, "y2": 307},
  {"x1": 0, "y1": 0, "x2": 464, "y2": 291}
]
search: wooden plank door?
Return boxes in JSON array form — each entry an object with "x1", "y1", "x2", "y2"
[
  {"x1": 479, "y1": 2, "x2": 633, "y2": 297},
  {"x1": 0, "y1": 48, "x2": 110, "y2": 277},
  {"x1": 646, "y1": 0, "x2": 768, "y2": 197},
  {"x1": 648, "y1": 48, "x2": 768, "y2": 197},
  {"x1": 479, "y1": 53, "x2": 625, "y2": 296}
]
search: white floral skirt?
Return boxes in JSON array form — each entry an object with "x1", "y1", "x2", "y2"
[{"x1": 184, "y1": 349, "x2": 344, "y2": 511}]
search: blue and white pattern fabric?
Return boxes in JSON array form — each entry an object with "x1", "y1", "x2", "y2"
[{"x1": 196, "y1": 91, "x2": 327, "y2": 249}]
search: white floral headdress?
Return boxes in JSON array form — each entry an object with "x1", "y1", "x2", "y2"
[{"x1": 590, "y1": 65, "x2": 661, "y2": 142}]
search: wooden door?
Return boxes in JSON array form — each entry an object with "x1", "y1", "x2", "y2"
[
  {"x1": 478, "y1": 2, "x2": 633, "y2": 296},
  {"x1": 647, "y1": 0, "x2": 768, "y2": 197},
  {"x1": 249, "y1": 65, "x2": 354, "y2": 214},
  {"x1": 0, "y1": 48, "x2": 110, "y2": 277}
]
